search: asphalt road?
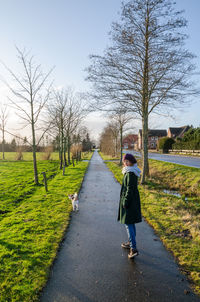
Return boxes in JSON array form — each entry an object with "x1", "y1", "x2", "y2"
[
  {"x1": 40, "y1": 150, "x2": 200, "y2": 302},
  {"x1": 123, "y1": 150, "x2": 200, "y2": 168}
]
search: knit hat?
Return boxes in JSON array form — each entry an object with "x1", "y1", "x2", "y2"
[{"x1": 123, "y1": 153, "x2": 137, "y2": 164}]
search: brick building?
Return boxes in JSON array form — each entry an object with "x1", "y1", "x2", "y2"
[
  {"x1": 122, "y1": 134, "x2": 138, "y2": 150},
  {"x1": 138, "y1": 129, "x2": 167, "y2": 150},
  {"x1": 167, "y1": 125, "x2": 191, "y2": 139}
]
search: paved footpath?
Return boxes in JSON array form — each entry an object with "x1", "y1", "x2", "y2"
[{"x1": 41, "y1": 150, "x2": 200, "y2": 302}]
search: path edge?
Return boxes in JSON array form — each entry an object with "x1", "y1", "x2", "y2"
[{"x1": 39, "y1": 152, "x2": 94, "y2": 301}]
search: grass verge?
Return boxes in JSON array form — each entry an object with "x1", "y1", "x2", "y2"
[
  {"x1": 81, "y1": 151, "x2": 94, "y2": 160},
  {"x1": 104, "y1": 160, "x2": 200, "y2": 296},
  {"x1": 147, "y1": 159, "x2": 200, "y2": 197},
  {"x1": 98, "y1": 151, "x2": 121, "y2": 161},
  {"x1": 0, "y1": 161, "x2": 89, "y2": 302}
]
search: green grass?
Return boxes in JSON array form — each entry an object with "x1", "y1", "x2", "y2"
[
  {"x1": 105, "y1": 160, "x2": 200, "y2": 296},
  {"x1": 148, "y1": 159, "x2": 200, "y2": 197},
  {"x1": 0, "y1": 160, "x2": 89, "y2": 301},
  {"x1": 0, "y1": 160, "x2": 59, "y2": 216}
]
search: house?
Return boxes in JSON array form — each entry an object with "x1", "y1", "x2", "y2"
[
  {"x1": 123, "y1": 134, "x2": 138, "y2": 150},
  {"x1": 138, "y1": 129, "x2": 167, "y2": 150},
  {"x1": 167, "y1": 125, "x2": 191, "y2": 139}
]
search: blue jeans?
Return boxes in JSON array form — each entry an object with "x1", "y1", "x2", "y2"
[{"x1": 125, "y1": 224, "x2": 136, "y2": 249}]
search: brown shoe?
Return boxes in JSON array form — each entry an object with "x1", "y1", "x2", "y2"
[
  {"x1": 128, "y1": 248, "x2": 139, "y2": 259},
  {"x1": 121, "y1": 242, "x2": 130, "y2": 249}
]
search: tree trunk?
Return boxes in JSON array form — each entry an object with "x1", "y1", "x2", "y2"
[
  {"x1": 67, "y1": 135, "x2": 71, "y2": 164},
  {"x1": 2, "y1": 127, "x2": 5, "y2": 160},
  {"x1": 31, "y1": 103, "x2": 38, "y2": 184},
  {"x1": 32, "y1": 141, "x2": 38, "y2": 184},
  {"x1": 140, "y1": 5, "x2": 150, "y2": 184},
  {"x1": 60, "y1": 118, "x2": 64, "y2": 170},
  {"x1": 64, "y1": 137, "x2": 67, "y2": 166},
  {"x1": 58, "y1": 129, "x2": 61, "y2": 161},
  {"x1": 59, "y1": 141, "x2": 63, "y2": 169},
  {"x1": 115, "y1": 137, "x2": 118, "y2": 157},
  {"x1": 141, "y1": 114, "x2": 149, "y2": 184},
  {"x1": 120, "y1": 126, "x2": 123, "y2": 165},
  {"x1": 32, "y1": 145, "x2": 38, "y2": 184}
]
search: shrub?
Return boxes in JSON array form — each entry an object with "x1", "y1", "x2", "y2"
[
  {"x1": 16, "y1": 149, "x2": 23, "y2": 160},
  {"x1": 71, "y1": 144, "x2": 82, "y2": 158},
  {"x1": 42, "y1": 146, "x2": 53, "y2": 160},
  {"x1": 158, "y1": 137, "x2": 175, "y2": 153},
  {"x1": 172, "y1": 140, "x2": 200, "y2": 150}
]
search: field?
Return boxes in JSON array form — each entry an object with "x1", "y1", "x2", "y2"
[
  {"x1": 0, "y1": 152, "x2": 93, "y2": 301},
  {"x1": 0, "y1": 151, "x2": 93, "y2": 161},
  {"x1": 102, "y1": 155, "x2": 200, "y2": 295},
  {"x1": 0, "y1": 160, "x2": 59, "y2": 215}
]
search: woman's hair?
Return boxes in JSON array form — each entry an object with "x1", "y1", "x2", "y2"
[{"x1": 123, "y1": 153, "x2": 137, "y2": 164}]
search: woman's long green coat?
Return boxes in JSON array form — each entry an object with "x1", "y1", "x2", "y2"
[{"x1": 118, "y1": 172, "x2": 142, "y2": 224}]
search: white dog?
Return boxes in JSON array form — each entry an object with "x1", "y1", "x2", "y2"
[{"x1": 68, "y1": 193, "x2": 79, "y2": 211}]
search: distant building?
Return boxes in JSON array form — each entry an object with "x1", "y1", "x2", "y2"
[
  {"x1": 123, "y1": 134, "x2": 138, "y2": 150},
  {"x1": 138, "y1": 129, "x2": 167, "y2": 150},
  {"x1": 167, "y1": 125, "x2": 191, "y2": 139}
]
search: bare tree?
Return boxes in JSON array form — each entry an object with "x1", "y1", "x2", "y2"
[
  {"x1": 109, "y1": 107, "x2": 133, "y2": 164},
  {"x1": 65, "y1": 93, "x2": 85, "y2": 164},
  {"x1": 0, "y1": 104, "x2": 8, "y2": 159},
  {"x1": 48, "y1": 88, "x2": 86, "y2": 168},
  {"x1": 74, "y1": 126, "x2": 89, "y2": 145},
  {"x1": 48, "y1": 89, "x2": 68, "y2": 169},
  {"x1": 107, "y1": 119, "x2": 119, "y2": 157},
  {"x1": 86, "y1": 0, "x2": 198, "y2": 183},
  {"x1": 2, "y1": 47, "x2": 53, "y2": 184},
  {"x1": 100, "y1": 126, "x2": 116, "y2": 156}
]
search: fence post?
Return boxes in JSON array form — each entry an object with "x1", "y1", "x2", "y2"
[{"x1": 42, "y1": 172, "x2": 48, "y2": 192}]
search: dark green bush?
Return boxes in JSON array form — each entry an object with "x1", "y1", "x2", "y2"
[
  {"x1": 182, "y1": 127, "x2": 200, "y2": 142},
  {"x1": 171, "y1": 127, "x2": 200, "y2": 150},
  {"x1": 172, "y1": 140, "x2": 200, "y2": 150},
  {"x1": 158, "y1": 137, "x2": 175, "y2": 153}
]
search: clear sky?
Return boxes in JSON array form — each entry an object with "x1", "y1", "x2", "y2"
[{"x1": 0, "y1": 0, "x2": 200, "y2": 141}]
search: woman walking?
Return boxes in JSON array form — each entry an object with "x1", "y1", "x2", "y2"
[{"x1": 118, "y1": 153, "x2": 142, "y2": 259}]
